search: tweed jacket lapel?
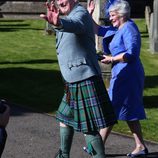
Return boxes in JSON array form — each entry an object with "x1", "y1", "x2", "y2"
[
  {"x1": 56, "y1": 31, "x2": 63, "y2": 49},
  {"x1": 56, "y1": 3, "x2": 79, "y2": 50}
]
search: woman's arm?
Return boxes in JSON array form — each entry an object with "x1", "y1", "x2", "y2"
[
  {"x1": 87, "y1": 0, "x2": 99, "y2": 34},
  {"x1": 101, "y1": 53, "x2": 126, "y2": 64}
]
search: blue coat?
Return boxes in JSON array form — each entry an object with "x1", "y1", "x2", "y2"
[
  {"x1": 55, "y1": 4, "x2": 101, "y2": 83},
  {"x1": 98, "y1": 20, "x2": 146, "y2": 121}
]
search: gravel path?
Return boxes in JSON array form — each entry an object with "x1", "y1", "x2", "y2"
[{"x1": 2, "y1": 105, "x2": 158, "y2": 158}]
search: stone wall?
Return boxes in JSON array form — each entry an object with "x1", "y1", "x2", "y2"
[
  {"x1": 0, "y1": 1, "x2": 46, "y2": 19},
  {"x1": 0, "y1": 0, "x2": 153, "y2": 19},
  {"x1": 0, "y1": 0, "x2": 86, "y2": 19}
]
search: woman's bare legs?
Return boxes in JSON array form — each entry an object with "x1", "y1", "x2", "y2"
[
  {"x1": 99, "y1": 125, "x2": 113, "y2": 144},
  {"x1": 127, "y1": 120, "x2": 147, "y2": 154},
  {"x1": 99, "y1": 120, "x2": 147, "y2": 155}
]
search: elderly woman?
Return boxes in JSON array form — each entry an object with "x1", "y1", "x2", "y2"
[{"x1": 87, "y1": 0, "x2": 148, "y2": 157}]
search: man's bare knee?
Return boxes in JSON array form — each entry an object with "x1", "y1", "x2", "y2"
[{"x1": 60, "y1": 122, "x2": 67, "y2": 127}]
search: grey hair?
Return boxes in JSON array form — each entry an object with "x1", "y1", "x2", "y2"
[{"x1": 108, "y1": 0, "x2": 131, "y2": 19}]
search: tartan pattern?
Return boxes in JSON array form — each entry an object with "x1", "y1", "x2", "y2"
[{"x1": 56, "y1": 76, "x2": 117, "y2": 133}]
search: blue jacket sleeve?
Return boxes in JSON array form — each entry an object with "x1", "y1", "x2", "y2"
[
  {"x1": 123, "y1": 23, "x2": 141, "y2": 62},
  {"x1": 99, "y1": 26, "x2": 116, "y2": 54}
]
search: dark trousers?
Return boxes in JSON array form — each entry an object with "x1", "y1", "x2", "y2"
[{"x1": 0, "y1": 127, "x2": 7, "y2": 158}]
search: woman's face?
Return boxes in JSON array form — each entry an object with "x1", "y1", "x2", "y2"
[{"x1": 109, "y1": 11, "x2": 124, "y2": 28}]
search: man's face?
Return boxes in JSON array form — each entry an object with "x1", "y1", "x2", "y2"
[{"x1": 56, "y1": 0, "x2": 76, "y2": 15}]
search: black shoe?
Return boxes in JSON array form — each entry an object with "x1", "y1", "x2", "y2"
[
  {"x1": 127, "y1": 148, "x2": 148, "y2": 158},
  {"x1": 54, "y1": 149, "x2": 64, "y2": 158}
]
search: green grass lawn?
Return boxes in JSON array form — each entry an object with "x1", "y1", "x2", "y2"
[
  {"x1": 0, "y1": 19, "x2": 63, "y2": 113},
  {"x1": 0, "y1": 19, "x2": 158, "y2": 142}
]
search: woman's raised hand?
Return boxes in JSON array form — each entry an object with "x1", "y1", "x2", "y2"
[{"x1": 87, "y1": 0, "x2": 95, "y2": 15}]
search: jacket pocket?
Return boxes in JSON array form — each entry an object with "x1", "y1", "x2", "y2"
[{"x1": 68, "y1": 58, "x2": 87, "y2": 69}]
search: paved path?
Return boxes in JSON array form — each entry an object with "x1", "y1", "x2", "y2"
[{"x1": 2, "y1": 105, "x2": 158, "y2": 158}]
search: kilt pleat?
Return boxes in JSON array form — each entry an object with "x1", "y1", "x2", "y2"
[{"x1": 56, "y1": 76, "x2": 117, "y2": 133}]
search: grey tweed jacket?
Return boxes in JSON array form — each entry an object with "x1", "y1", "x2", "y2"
[{"x1": 55, "y1": 3, "x2": 101, "y2": 83}]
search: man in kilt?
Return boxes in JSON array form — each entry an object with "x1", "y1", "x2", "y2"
[{"x1": 40, "y1": 0, "x2": 117, "y2": 157}]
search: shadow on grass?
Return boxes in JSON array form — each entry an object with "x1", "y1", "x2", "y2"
[
  {"x1": 0, "y1": 24, "x2": 30, "y2": 27},
  {"x1": 0, "y1": 67, "x2": 64, "y2": 114},
  {"x1": 0, "y1": 59, "x2": 56, "y2": 65},
  {"x1": 0, "y1": 27, "x2": 44, "y2": 32},
  {"x1": 140, "y1": 31, "x2": 149, "y2": 38},
  {"x1": 0, "y1": 19, "x2": 24, "y2": 22},
  {"x1": 143, "y1": 96, "x2": 158, "y2": 108},
  {"x1": 141, "y1": 34, "x2": 149, "y2": 38},
  {"x1": 145, "y1": 75, "x2": 158, "y2": 89},
  {"x1": 144, "y1": 75, "x2": 158, "y2": 108},
  {"x1": 0, "y1": 19, "x2": 44, "y2": 32}
]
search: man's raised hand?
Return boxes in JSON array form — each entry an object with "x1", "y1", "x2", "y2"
[{"x1": 40, "y1": 1, "x2": 60, "y2": 26}]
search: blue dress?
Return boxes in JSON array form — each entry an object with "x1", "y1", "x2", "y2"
[{"x1": 98, "y1": 20, "x2": 146, "y2": 121}]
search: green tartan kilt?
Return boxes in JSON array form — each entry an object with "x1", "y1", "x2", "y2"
[{"x1": 56, "y1": 76, "x2": 117, "y2": 133}]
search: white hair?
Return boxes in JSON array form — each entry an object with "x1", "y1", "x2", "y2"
[{"x1": 108, "y1": 0, "x2": 131, "y2": 19}]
